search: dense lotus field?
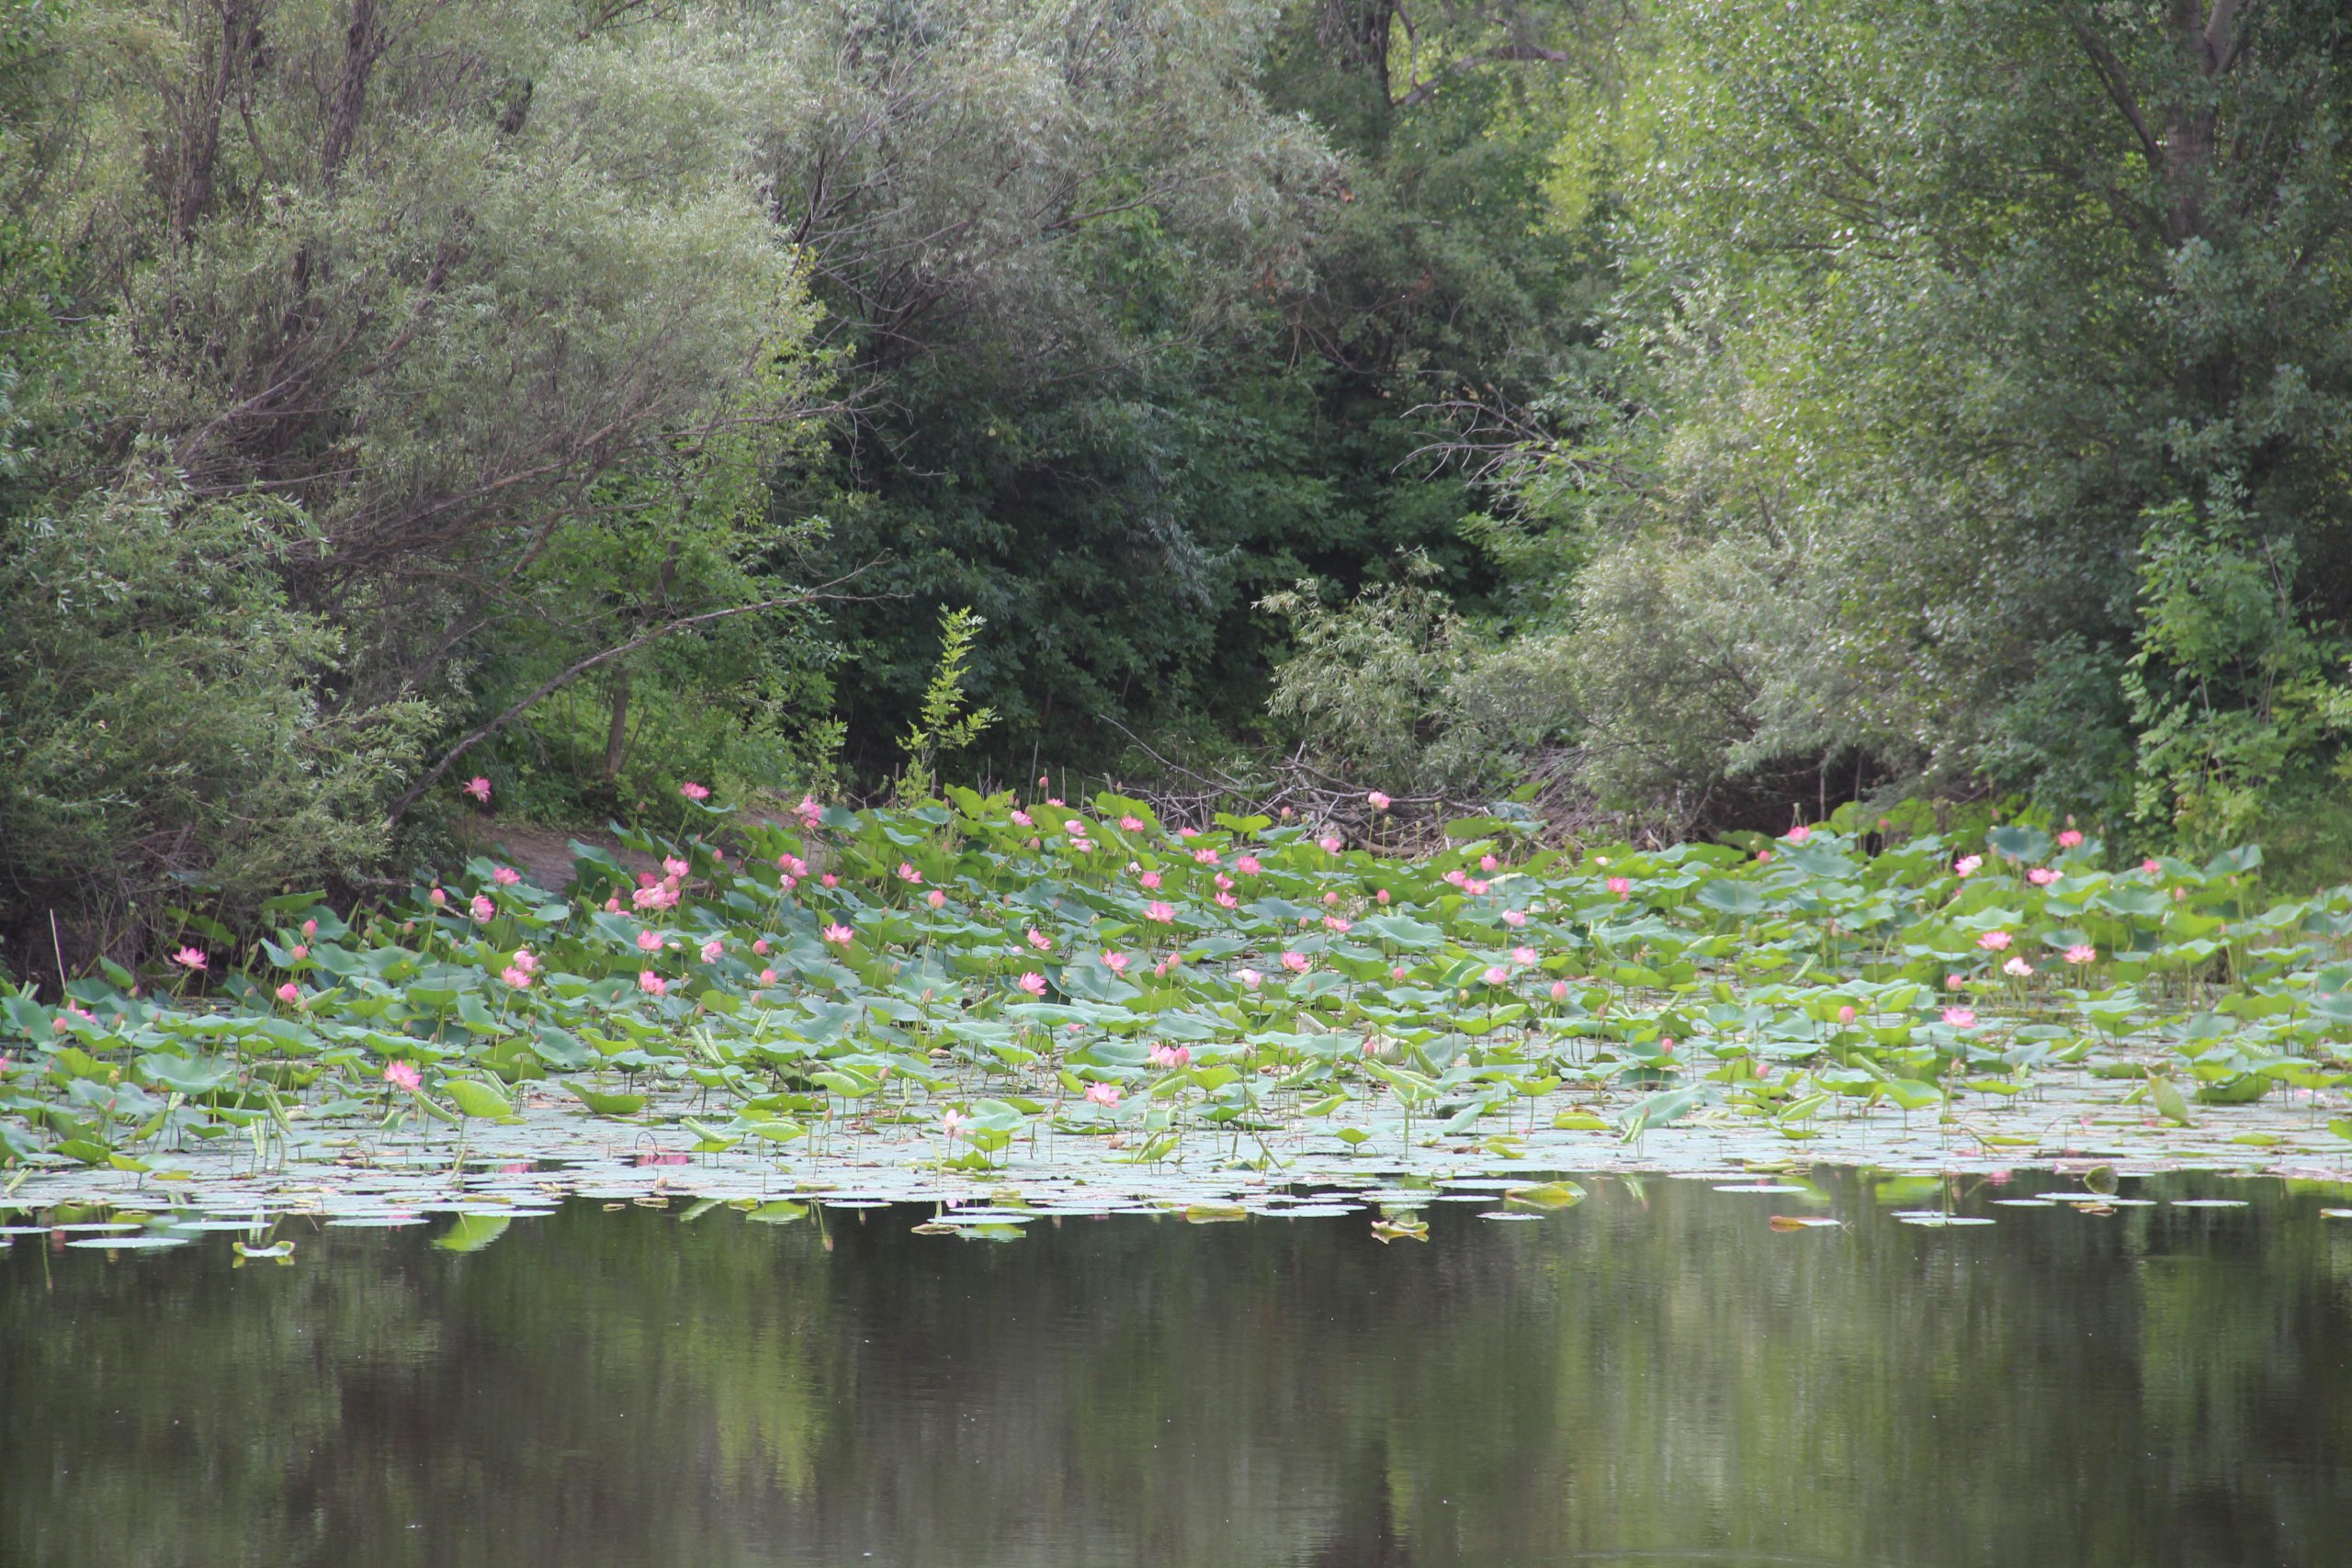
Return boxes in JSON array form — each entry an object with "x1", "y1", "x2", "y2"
[{"x1": 6, "y1": 788, "x2": 2352, "y2": 1217}]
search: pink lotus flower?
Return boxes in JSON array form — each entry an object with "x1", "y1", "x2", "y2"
[
  {"x1": 1444, "y1": 869, "x2": 1467, "y2": 887},
  {"x1": 1946, "y1": 973, "x2": 1965, "y2": 989},
  {"x1": 796, "y1": 795, "x2": 822, "y2": 827},
  {"x1": 943, "y1": 1109, "x2": 967, "y2": 1141},
  {"x1": 1941, "y1": 1007, "x2": 1977, "y2": 1029},
  {"x1": 1047, "y1": 796, "x2": 1066, "y2": 807},
  {"x1": 1325, "y1": 917, "x2": 1351, "y2": 933},
  {"x1": 1955, "y1": 854, "x2": 1983, "y2": 878},
  {"x1": 2003, "y1": 956, "x2": 2034, "y2": 977},
  {"x1": 173, "y1": 946, "x2": 208, "y2": 972},
  {"x1": 637, "y1": 929, "x2": 664, "y2": 953},
  {"x1": 1216, "y1": 891, "x2": 1238, "y2": 909},
  {"x1": 1482, "y1": 964, "x2": 1510, "y2": 985},
  {"x1": 680, "y1": 781, "x2": 710, "y2": 801},
  {"x1": 1149, "y1": 1044, "x2": 1193, "y2": 1069},
  {"x1": 926, "y1": 889, "x2": 946, "y2": 908},
  {"x1": 290, "y1": 944, "x2": 309, "y2": 962},
  {"x1": 1017, "y1": 971, "x2": 1046, "y2": 996},
  {"x1": 1479, "y1": 853, "x2": 1499, "y2": 872},
  {"x1": 1319, "y1": 835, "x2": 1342, "y2": 854},
  {"x1": 1178, "y1": 827, "x2": 1199, "y2": 840},
  {"x1": 1102, "y1": 951, "x2": 1130, "y2": 974},
  {"x1": 776, "y1": 854, "x2": 808, "y2": 878},
  {"x1": 1502, "y1": 908, "x2": 1527, "y2": 928},
  {"x1": 470, "y1": 895, "x2": 496, "y2": 923},
  {"x1": 2143, "y1": 858, "x2": 2162, "y2": 874},
  {"x1": 1375, "y1": 888, "x2": 1390, "y2": 904},
  {"x1": 1786, "y1": 824, "x2": 1811, "y2": 843},
  {"x1": 1281, "y1": 951, "x2": 1309, "y2": 974},
  {"x1": 1193, "y1": 848, "x2": 1220, "y2": 865},
  {"x1": 754, "y1": 967, "x2": 775, "y2": 987},
  {"x1": 1027, "y1": 928, "x2": 1052, "y2": 952},
  {"x1": 1511, "y1": 946, "x2": 1537, "y2": 964},
  {"x1": 1837, "y1": 1004, "x2": 1857, "y2": 1024},
  {"x1": 1139, "y1": 870, "x2": 1163, "y2": 890},
  {"x1": 891, "y1": 861, "x2": 921, "y2": 885},
  {"x1": 492, "y1": 866, "x2": 521, "y2": 887},
  {"x1": 2057, "y1": 829, "x2": 2084, "y2": 849},
  {"x1": 1237, "y1": 967, "x2": 1263, "y2": 990},
  {"x1": 500, "y1": 966, "x2": 531, "y2": 988},
  {"x1": 638, "y1": 971, "x2": 668, "y2": 996},
  {"x1": 605, "y1": 897, "x2": 622, "y2": 912},
  {"x1": 1549, "y1": 979, "x2": 1570, "y2": 1000},
  {"x1": 428, "y1": 887, "x2": 448, "y2": 906},
  {"x1": 1755, "y1": 850, "x2": 1771, "y2": 863},
  {"x1": 1235, "y1": 854, "x2": 1261, "y2": 875},
  {"x1": 1465, "y1": 880, "x2": 1489, "y2": 897},
  {"x1": 276, "y1": 981, "x2": 302, "y2": 1004},
  {"x1": 1392, "y1": 965, "x2": 1408, "y2": 981},
  {"x1": 301, "y1": 919, "x2": 318, "y2": 938},
  {"x1": 632, "y1": 884, "x2": 677, "y2": 911},
  {"x1": 1063, "y1": 818, "x2": 1086, "y2": 837},
  {"x1": 2027, "y1": 867, "x2": 2059, "y2": 886},
  {"x1": 1607, "y1": 875, "x2": 1631, "y2": 897},
  {"x1": 1146, "y1": 901, "x2": 1175, "y2": 924},
  {"x1": 384, "y1": 1061, "x2": 422, "y2": 1092},
  {"x1": 1084, "y1": 1082, "x2": 1122, "y2": 1108},
  {"x1": 463, "y1": 776, "x2": 492, "y2": 804},
  {"x1": 1367, "y1": 790, "x2": 1392, "y2": 811},
  {"x1": 1120, "y1": 815, "x2": 1145, "y2": 832},
  {"x1": 822, "y1": 923, "x2": 854, "y2": 945},
  {"x1": 700, "y1": 940, "x2": 724, "y2": 964},
  {"x1": 2065, "y1": 944, "x2": 2098, "y2": 964},
  {"x1": 1977, "y1": 931, "x2": 2012, "y2": 952},
  {"x1": 514, "y1": 949, "x2": 539, "y2": 974}
]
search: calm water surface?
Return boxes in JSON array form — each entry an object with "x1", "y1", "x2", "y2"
[{"x1": 5, "y1": 1171, "x2": 2348, "y2": 1568}]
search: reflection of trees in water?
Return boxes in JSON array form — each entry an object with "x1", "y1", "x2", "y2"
[
  {"x1": 3, "y1": 1175, "x2": 2347, "y2": 1567},
  {"x1": 1307, "y1": 1447, "x2": 1414, "y2": 1568}
]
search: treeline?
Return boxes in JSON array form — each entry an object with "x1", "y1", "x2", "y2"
[{"x1": 5, "y1": 0, "x2": 2351, "y2": 964}]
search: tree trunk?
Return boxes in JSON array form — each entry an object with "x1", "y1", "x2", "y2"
[
  {"x1": 605, "y1": 668, "x2": 632, "y2": 779},
  {"x1": 321, "y1": 0, "x2": 383, "y2": 188},
  {"x1": 172, "y1": 2, "x2": 256, "y2": 241}
]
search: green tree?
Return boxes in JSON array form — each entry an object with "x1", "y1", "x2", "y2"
[{"x1": 1517, "y1": 0, "x2": 2352, "y2": 838}]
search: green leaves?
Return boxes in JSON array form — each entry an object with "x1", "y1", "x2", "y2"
[
  {"x1": 443, "y1": 1078, "x2": 517, "y2": 1122},
  {"x1": 2, "y1": 792, "x2": 2344, "y2": 1190},
  {"x1": 566, "y1": 1084, "x2": 647, "y2": 1118}
]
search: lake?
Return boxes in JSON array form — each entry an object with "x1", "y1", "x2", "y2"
[{"x1": 5, "y1": 1170, "x2": 2346, "y2": 1567}]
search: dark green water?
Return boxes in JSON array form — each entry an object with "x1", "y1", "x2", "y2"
[{"x1": 5, "y1": 1173, "x2": 2348, "y2": 1568}]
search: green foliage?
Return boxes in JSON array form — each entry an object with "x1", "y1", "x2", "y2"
[
  {"x1": 898, "y1": 607, "x2": 998, "y2": 801},
  {"x1": 5, "y1": 793, "x2": 2347, "y2": 1192},
  {"x1": 0, "y1": 0, "x2": 835, "y2": 937},
  {"x1": 0, "y1": 469, "x2": 435, "y2": 931},
  {"x1": 1495, "y1": 0, "x2": 2352, "y2": 841},
  {"x1": 1263, "y1": 558, "x2": 1569, "y2": 796},
  {"x1": 2125, "y1": 500, "x2": 2352, "y2": 851},
  {"x1": 788, "y1": 0, "x2": 1615, "y2": 778}
]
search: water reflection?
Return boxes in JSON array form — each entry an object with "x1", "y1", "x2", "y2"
[{"x1": 4, "y1": 1172, "x2": 2348, "y2": 1568}]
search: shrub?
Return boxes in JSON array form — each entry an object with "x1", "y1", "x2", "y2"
[{"x1": 0, "y1": 471, "x2": 433, "y2": 959}]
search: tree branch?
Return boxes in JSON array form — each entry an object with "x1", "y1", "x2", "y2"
[
  {"x1": 384, "y1": 564, "x2": 887, "y2": 824},
  {"x1": 2065, "y1": 11, "x2": 2165, "y2": 174},
  {"x1": 1393, "y1": 42, "x2": 1571, "y2": 108}
]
